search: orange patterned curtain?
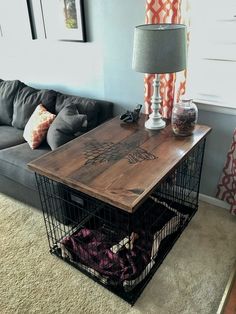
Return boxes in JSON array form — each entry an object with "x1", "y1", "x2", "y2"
[
  {"x1": 145, "y1": 0, "x2": 190, "y2": 119},
  {"x1": 216, "y1": 129, "x2": 236, "y2": 215}
]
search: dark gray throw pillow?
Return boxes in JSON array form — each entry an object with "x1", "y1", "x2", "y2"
[
  {"x1": 47, "y1": 104, "x2": 87, "y2": 150},
  {"x1": 55, "y1": 93, "x2": 99, "y2": 130},
  {"x1": 0, "y1": 80, "x2": 22, "y2": 125},
  {"x1": 12, "y1": 84, "x2": 57, "y2": 129}
]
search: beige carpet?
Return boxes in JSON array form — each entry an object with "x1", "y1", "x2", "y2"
[{"x1": 0, "y1": 193, "x2": 236, "y2": 314}]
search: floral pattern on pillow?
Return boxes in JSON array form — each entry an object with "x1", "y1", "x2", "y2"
[{"x1": 23, "y1": 104, "x2": 56, "y2": 149}]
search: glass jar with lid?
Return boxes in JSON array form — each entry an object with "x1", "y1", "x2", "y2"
[{"x1": 171, "y1": 98, "x2": 198, "y2": 136}]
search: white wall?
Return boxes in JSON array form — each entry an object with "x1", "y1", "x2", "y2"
[
  {"x1": 198, "y1": 110, "x2": 236, "y2": 197},
  {"x1": 101, "y1": 1, "x2": 145, "y2": 115}
]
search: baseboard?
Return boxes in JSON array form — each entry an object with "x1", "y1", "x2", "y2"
[
  {"x1": 199, "y1": 193, "x2": 230, "y2": 210},
  {"x1": 216, "y1": 261, "x2": 236, "y2": 314}
]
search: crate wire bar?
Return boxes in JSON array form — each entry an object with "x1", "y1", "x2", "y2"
[{"x1": 36, "y1": 139, "x2": 206, "y2": 305}]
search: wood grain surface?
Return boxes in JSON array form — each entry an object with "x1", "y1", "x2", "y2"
[{"x1": 28, "y1": 114, "x2": 211, "y2": 212}]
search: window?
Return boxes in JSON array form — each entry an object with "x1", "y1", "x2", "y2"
[{"x1": 187, "y1": 0, "x2": 236, "y2": 111}]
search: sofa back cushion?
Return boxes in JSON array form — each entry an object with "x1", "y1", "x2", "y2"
[
  {"x1": 55, "y1": 93, "x2": 99, "y2": 130},
  {"x1": 0, "y1": 80, "x2": 22, "y2": 125},
  {"x1": 12, "y1": 84, "x2": 57, "y2": 129}
]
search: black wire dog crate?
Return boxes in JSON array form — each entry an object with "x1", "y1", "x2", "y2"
[{"x1": 35, "y1": 139, "x2": 205, "y2": 305}]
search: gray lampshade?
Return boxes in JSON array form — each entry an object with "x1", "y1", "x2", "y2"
[{"x1": 132, "y1": 23, "x2": 187, "y2": 74}]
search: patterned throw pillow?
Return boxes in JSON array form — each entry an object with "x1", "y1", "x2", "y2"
[{"x1": 23, "y1": 104, "x2": 56, "y2": 149}]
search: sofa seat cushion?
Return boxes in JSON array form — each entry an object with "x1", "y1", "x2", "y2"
[
  {"x1": 0, "y1": 80, "x2": 22, "y2": 125},
  {"x1": 0, "y1": 126, "x2": 25, "y2": 149},
  {"x1": 12, "y1": 84, "x2": 57, "y2": 129},
  {"x1": 0, "y1": 143, "x2": 50, "y2": 190}
]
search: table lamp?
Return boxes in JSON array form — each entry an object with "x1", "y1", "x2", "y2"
[{"x1": 132, "y1": 23, "x2": 187, "y2": 130}]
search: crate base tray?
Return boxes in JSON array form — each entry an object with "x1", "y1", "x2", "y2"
[{"x1": 50, "y1": 208, "x2": 197, "y2": 305}]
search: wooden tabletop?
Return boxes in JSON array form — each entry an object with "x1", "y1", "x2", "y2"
[{"x1": 28, "y1": 114, "x2": 211, "y2": 213}]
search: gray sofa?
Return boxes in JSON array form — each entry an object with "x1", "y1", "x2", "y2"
[{"x1": 0, "y1": 79, "x2": 113, "y2": 210}]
